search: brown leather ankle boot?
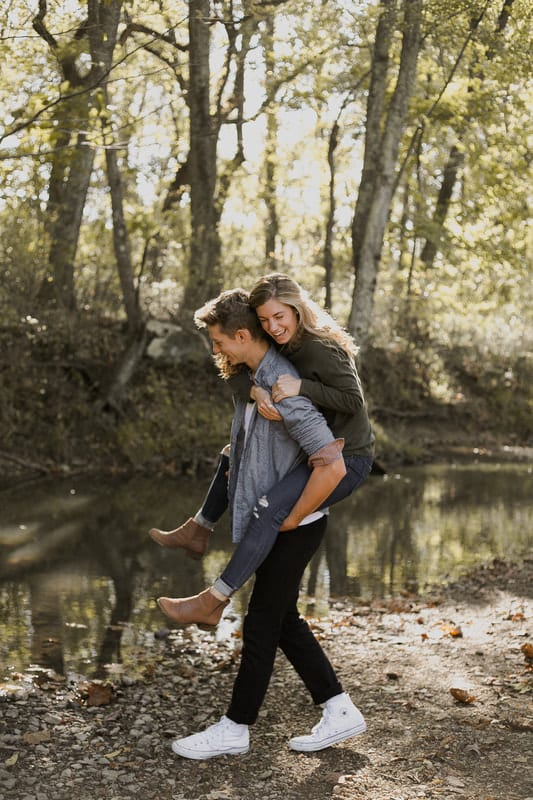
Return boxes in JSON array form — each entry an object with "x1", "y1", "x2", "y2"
[
  {"x1": 157, "y1": 589, "x2": 229, "y2": 628},
  {"x1": 148, "y1": 518, "x2": 210, "y2": 559}
]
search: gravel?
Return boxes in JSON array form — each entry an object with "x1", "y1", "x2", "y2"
[{"x1": 1, "y1": 557, "x2": 532, "y2": 800}]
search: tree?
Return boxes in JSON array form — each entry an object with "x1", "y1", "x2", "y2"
[
  {"x1": 183, "y1": 0, "x2": 220, "y2": 309},
  {"x1": 123, "y1": 1, "x2": 270, "y2": 315},
  {"x1": 419, "y1": 0, "x2": 515, "y2": 270},
  {"x1": 1, "y1": 0, "x2": 530, "y2": 364},
  {"x1": 348, "y1": 0, "x2": 422, "y2": 346},
  {"x1": 262, "y1": 14, "x2": 280, "y2": 268},
  {"x1": 32, "y1": 0, "x2": 123, "y2": 310},
  {"x1": 101, "y1": 91, "x2": 143, "y2": 335}
]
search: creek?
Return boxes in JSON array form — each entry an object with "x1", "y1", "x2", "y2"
[{"x1": 0, "y1": 461, "x2": 531, "y2": 681}]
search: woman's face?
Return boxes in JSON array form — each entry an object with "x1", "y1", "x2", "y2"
[{"x1": 255, "y1": 298, "x2": 299, "y2": 346}]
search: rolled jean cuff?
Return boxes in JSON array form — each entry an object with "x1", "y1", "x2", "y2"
[
  {"x1": 213, "y1": 577, "x2": 234, "y2": 597},
  {"x1": 307, "y1": 438, "x2": 345, "y2": 467},
  {"x1": 194, "y1": 511, "x2": 216, "y2": 531}
]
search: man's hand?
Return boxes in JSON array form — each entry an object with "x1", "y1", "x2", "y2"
[
  {"x1": 251, "y1": 385, "x2": 282, "y2": 421},
  {"x1": 272, "y1": 374, "x2": 302, "y2": 402}
]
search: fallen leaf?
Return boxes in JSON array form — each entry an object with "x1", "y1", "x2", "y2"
[
  {"x1": 520, "y1": 642, "x2": 533, "y2": 661},
  {"x1": 23, "y1": 730, "x2": 51, "y2": 744},
  {"x1": 104, "y1": 748, "x2": 128, "y2": 759},
  {"x1": 441, "y1": 623, "x2": 463, "y2": 638},
  {"x1": 4, "y1": 752, "x2": 19, "y2": 767},
  {"x1": 450, "y1": 687, "x2": 476, "y2": 704},
  {"x1": 439, "y1": 735, "x2": 457, "y2": 748},
  {"x1": 77, "y1": 680, "x2": 114, "y2": 707}
]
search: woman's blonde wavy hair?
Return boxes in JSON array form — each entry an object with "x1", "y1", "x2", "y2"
[{"x1": 249, "y1": 273, "x2": 359, "y2": 358}]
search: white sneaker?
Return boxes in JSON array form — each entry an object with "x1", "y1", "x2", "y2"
[
  {"x1": 171, "y1": 715, "x2": 249, "y2": 760},
  {"x1": 289, "y1": 693, "x2": 366, "y2": 752}
]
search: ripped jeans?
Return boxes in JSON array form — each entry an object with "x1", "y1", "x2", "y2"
[{"x1": 209, "y1": 454, "x2": 373, "y2": 596}]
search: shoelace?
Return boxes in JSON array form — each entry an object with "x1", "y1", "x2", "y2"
[
  {"x1": 312, "y1": 705, "x2": 334, "y2": 735},
  {"x1": 312, "y1": 704, "x2": 350, "y2": 735},
  {"x1": 203, "y1": 718, "x2": 242, "y2": 744}
]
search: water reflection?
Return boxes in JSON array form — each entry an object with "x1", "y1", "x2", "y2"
[{"x1": 0, "y1": 462, "x2": 531, "y2": 680}]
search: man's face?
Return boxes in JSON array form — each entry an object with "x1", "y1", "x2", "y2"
[{"x1": 208, "y1": 323, "x2": 248, "y2": 365}]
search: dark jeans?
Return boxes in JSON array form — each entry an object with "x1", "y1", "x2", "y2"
[
  {"x1": 226, "y1": 515, "x2": 342, "y2": 725},
  {"x1": 212, "y1": 454, "x2": 373, "y2": 594},
  {"x1": 200, "y1": 451, "x2": 230, "y2": 524}
]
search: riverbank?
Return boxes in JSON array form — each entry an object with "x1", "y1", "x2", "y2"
[
  {"x1": 1, "y1": 556, "x2": 531, "y2": 800},
  {"x1": 1, "y1": 317, "x2": 531, "y2": 491}
]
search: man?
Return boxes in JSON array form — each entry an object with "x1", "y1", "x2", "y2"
[
  {"x1": 157, "y1": 287, "x2": 347, "y2": 626},
  {"x1": 162, "y1": 289, "x2": 366, "y2": 760}
]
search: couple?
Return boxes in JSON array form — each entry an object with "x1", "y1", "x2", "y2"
[{"x1": 150, "y1": 273, "x2": 374, "y2": 760}]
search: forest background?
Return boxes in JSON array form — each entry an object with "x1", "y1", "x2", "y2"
[{"x1": 0, "y1": 0, "x2": 531, "y2": 484}]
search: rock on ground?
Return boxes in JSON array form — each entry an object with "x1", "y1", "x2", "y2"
[{"x1": 1, "y1": 557, "x2": 532, "y2": 800}]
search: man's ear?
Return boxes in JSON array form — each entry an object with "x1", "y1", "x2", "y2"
[{"x1": 235, "y1": 328, "x2": 252, "y2": 343}]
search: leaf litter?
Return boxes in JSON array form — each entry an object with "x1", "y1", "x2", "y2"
[{"x1": 0, "y1": 556, "x2": 531, "y2": 800}]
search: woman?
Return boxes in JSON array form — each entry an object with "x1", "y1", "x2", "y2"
[{"x1": 152, "y1": 273, "x2": 374, "y2": 626}]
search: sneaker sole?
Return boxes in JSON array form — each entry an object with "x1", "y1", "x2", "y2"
[
  {"x1": 171, "y1": 741, "x2": 249, "y2": 760},
  {"x1": 289, "y1": 721, "x2": 367, "y2": 752}
]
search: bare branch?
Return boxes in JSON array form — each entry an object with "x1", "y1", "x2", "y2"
[
  {"x1": 120, "y1": 21, "x2": 188, "y2": 51},
  {"x1": 32, "y1": 0, "x2": 58, "y2": 50}
]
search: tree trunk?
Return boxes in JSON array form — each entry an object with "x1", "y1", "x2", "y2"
[
  {"x1": 94, "y1": 326, "x2": 148, "y2": 415},
  {"x1": 183, "y1": 0, "x2": 220, "y2": 313},
  {"x1": 324, "y1": 119, "x2": 339, "y2": 310},
  {"x1": 348, "y1": 0, "x2": 422, "y2": 347},
  {"x1": 263, "y1": 16, "x2": 279, "y2": 268},
  {"x1": 97, "y1": 0, "x2": 145, "y2": 408},
  {"x1": 122, "y1": 6, "x2": 271, "y2": 313},
  {"x1": 104, "y1": 112, "x2": 143, "y2": 334},
  {"x1": 35, "y1": 0, "x2": 123, "y2": 311},
  {"x1": 39, "y1": 116, "x2": 96, "y2": 308},
  {"x1": 420, "y1": 144, "x2": 464, "y2": 268}
]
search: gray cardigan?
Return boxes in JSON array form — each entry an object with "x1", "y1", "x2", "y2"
[{"x1": 227, "y1": 345, "x2": 341, "y2": 543}]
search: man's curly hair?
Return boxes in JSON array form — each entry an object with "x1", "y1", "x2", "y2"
[{"x1": 194, "y1": 288, "x2": 265, "y2": 378}]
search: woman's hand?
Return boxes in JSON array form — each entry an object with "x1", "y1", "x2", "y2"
[
  {"x1": 279, "y1": 514, "x2": 300, "y2": 532},
  {"x1": 252, "y1": 385, "x2": 282, "y2": 421},
  {"x1": 272, "y1": 374, "x2": 302, "y2": 402}
]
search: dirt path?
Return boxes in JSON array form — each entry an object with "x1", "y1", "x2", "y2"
[{"x1": 1, "y1": 557, "x2": 532, "y2": 800}]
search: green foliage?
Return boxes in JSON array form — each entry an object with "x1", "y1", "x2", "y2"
[
  {"x1": 0, "y1": 316, "x2": 233, "y2": 473},
  {"x1": 0, "y1": 0, "x2": 531, "y2": 470}
]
